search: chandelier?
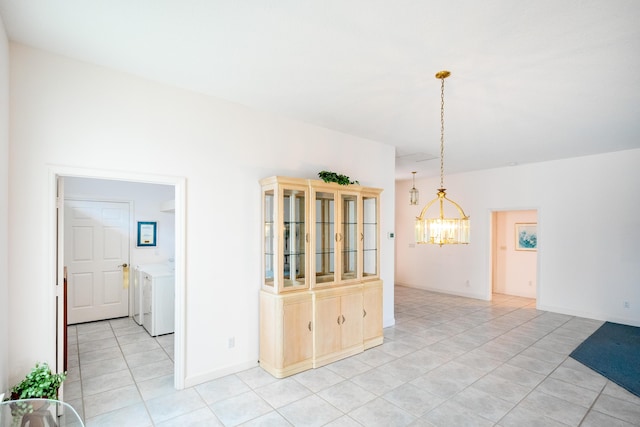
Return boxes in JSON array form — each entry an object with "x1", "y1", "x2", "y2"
[
  {"x1": 409, "y1": 171, "x2": 419, "y2": 205},
  {"x1": 415, "y1": 71, "x2": 470, "y2": 246}
]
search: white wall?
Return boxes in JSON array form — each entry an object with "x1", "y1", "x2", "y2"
[
  {"x1": 64, "y1": 177, "x2": 176, "y2": 267},
  {"x1": 396, "y1": 150, "x2": 640, "y2": 327},
  {"x1": 0, "y1": 15, "x2": 9, "y2": 398},
  {"x1": 493, "y1": 210, "x2": 537, "y2": 298},
  {"x1": 7, "y1": 44, "x2": 396, "y2": 387}
]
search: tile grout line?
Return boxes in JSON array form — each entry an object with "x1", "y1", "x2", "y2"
[
  {"x1": 112, "y1": 319, "x2": 157, "y2": 426},
  {"x1": 576, "y1": 379, "x2": 608, "y2": 427}
]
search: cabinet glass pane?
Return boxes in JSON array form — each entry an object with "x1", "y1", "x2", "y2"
[
  {"x1": 283, "y1": 189, "x2": 306, "y2": 287},
  {"x1": 264, "y1": 190, "x2": 275, "y2": 287},
  {"x1": 341, "y1": 194, "x2": 358, "y2": 281},
  {"x1": 363, "y1": 196, "x2": 378, "y2": 277},
  {"x1": 315, "y1": 191, "x2": 335, "y2": 283}
]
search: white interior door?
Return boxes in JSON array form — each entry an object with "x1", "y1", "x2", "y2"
[{"x1": 65, "y1": 200, "x2": 130, "y2": 324}]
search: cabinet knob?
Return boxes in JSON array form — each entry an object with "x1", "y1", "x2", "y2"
[
  {"x1": 341, "y1": 314, "x2": 346, "y2": 324},
  {"x1": 308, "y1": 321, "x2": 312, "y2": 331},
  {"x1": 363, "y1": 309, "x2": 367, "y2": 317}
]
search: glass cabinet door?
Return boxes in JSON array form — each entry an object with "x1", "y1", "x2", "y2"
[
  {"x1": 262, "y1": 178, "x2": 309, "y2": 293},
  {"x1": 283, "y1": 189, "x2": 306, "y2": 288},
  {"x1": 340, "y1": 193, "x2": 358, "y2": 281},
  {"x1": 264, "y1": 189, "x2": 275, "y2": 288},
  {"x1": 314, "y1": 191, "x2": 335, "y2": 284},
  {"x1": 362, "y1": 194, "x2": 378, "y2": 278}
]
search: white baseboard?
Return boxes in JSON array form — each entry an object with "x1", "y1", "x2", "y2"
[
  {"x1": 395, "y1": 282, "x2": 488, "y2": 301},
  {"x1": 183, "y1": 359, "x2": 259, "y2": 388},
  {"x1": 537, "y1": 303, "x2": 640, "y2": 327}
]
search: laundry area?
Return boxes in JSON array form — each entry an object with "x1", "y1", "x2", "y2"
[{"x1": 63, "y1": 177, "x2": 176, "y2": 338}]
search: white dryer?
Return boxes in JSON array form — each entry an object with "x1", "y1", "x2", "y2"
[{"x1": 136, "y1": 263, "x2": 175, "y2": 336}]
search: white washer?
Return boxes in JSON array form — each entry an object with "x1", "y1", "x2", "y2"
[
  {"x1": 137, "y1": 264, "x2": 175, "y2": 336},
  {"x1": 134, "y1": 264, "x2": 166, "y2": 326}
]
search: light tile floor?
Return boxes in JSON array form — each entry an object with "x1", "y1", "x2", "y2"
[{"x1": 64, "y1": 287, "x2": 640, "y2": 426}]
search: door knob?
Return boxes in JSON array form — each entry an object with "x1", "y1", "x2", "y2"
[{"x1": 118, "y1": 263, "x2": 128, "y2": 268}]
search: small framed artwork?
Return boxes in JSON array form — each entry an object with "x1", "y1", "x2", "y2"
[
  {"x1": 515, "y1": 223, "x2": 537, "y2": 251},
  {"x1": 137, "y1": 221, "x2": 157, "y2": 247}
]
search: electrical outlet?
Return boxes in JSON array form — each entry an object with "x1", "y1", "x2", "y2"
[
  {"x1": 624, "y1": 301, "x2": 630, "y2": 309},
  {"x1": 228, "y1": 337, "x2": 235, "y2": 348}
]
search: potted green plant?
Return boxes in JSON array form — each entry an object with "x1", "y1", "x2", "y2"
[
  {"x1": 7, "y1": 362, "x2": 67, "y2": 401},
  {"x1": 4, "y1": 362, "x2": 67, "y2": 426},
  {"x1": 318, "y1": 170, "x2": 359, "y2": 185}
]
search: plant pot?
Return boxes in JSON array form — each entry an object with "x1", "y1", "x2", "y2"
[{"x1": 9, "y1": 400, "x2": 52, "y2": 427}]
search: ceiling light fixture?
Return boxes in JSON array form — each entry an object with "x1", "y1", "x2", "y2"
[
  {"x1": 415, "y1": 71, "x2": 470, "y2": 246},
  {"x1": 409, "y1": 171, "x2": 419, "y2": 205}
]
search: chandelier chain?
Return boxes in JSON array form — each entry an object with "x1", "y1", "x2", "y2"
[
  {"x1": 414, "y1": 70, "x2": 469, "y2": 246},
  {"x1": 439, "y1": 76, "x2": 445, "y2": 189}
]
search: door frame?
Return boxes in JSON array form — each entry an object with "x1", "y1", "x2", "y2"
[
  {"x1": 488, "y1": 208, "x2": 540, "y2": 302},
  {"x1": 49, "y1": 165, "x2": 187, "y2": 390}
]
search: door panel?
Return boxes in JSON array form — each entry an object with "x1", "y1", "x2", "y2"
[
  {"x1": 314, "y1": 296, "x2": 341, "y2": 357},
  {"x1": 340, "y1": 292, "x2": 363, "y2": 349},
  {"x1": 72, "y1": 226, "x2": 93, "y2": 260},
  {"x1": 283, "y1": 300, "x2": 313, "y2": 366},
  {"x1": 363, "y1": 283, "x2": 383, "y2": 342},
  {"x1": 71, "y1": 272, "x2": 93, "y2": 307},
  {"x1": 104, "y1": 227, "x2": 124, "y2": 258},
  {"x1": 65, "y1": 200, "x2": 130, "y2": 324},
  {"x1": 103, "y1": 271, "x2": 124, "y2": 304}
]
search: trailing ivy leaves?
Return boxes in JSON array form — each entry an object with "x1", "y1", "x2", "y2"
[{"x1": 318, "y1": 171, "x2": 359, "y2": 186}]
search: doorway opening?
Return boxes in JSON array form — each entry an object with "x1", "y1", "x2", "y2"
[
  {"x1": 491, "y1": 209, "x2": 538, "y2": 300},
  {"x1": 49, "y1": 167, "x2": 186, "y2": 393}
]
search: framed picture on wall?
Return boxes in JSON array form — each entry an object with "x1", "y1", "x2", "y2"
[
  {"x1": 515, "y1": 223, "x2": 537, "y2": 251},
  {"x1": 137, "y1": 221, "x2": 157, "y2": 247}
]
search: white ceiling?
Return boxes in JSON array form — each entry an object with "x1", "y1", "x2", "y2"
[{"x1": 1, "y1": 0, "x2": 639, "y2": 179}]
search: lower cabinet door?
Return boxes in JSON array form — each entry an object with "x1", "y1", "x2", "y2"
[
  {"x1": 283, "y1": 299, "x2": 313, "y2": 366},
  {"x1": 259, "y1": 291, "x2": 313, "y2": 378},
  {"x1": 363, "y1": 281, "x2": 383, "y2": 347},
  {"x1": 340, "y1": 291, "x2": 364, "y2": 350},
  {"x1": 314, "y1": 295, "x2": 342, "y2": 358}
]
